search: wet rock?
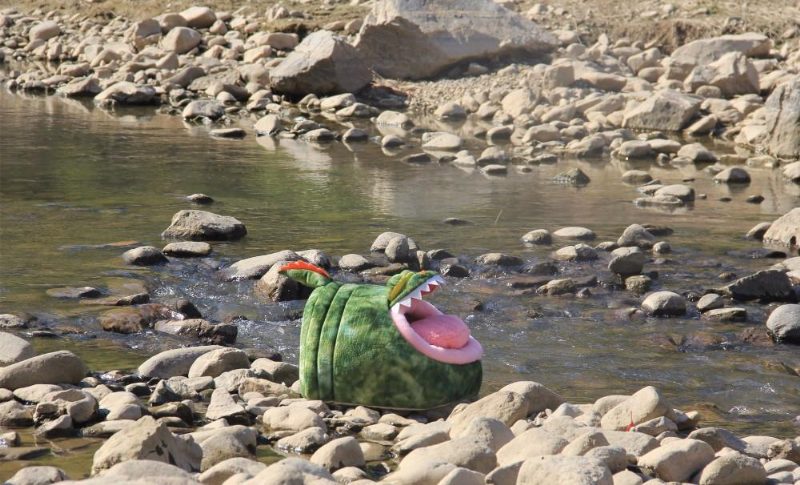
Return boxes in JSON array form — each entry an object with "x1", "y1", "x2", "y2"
[
  {"x1": 553, "y1": 168, "x2": 590, "y2": 185},
  {"x1": 162, "y1": 210, "x2": 246, "y2": 241},
  {"x1": 161, "y1": 26, "x2": 201, "y2": 54},
  {"x1": 622, "y1": 90, "x2": 701, "y2": 131},
  {"x1": 354, "y1": 0, "x2": 556, "y2": 80},
  {"x1": 723, "y1": 270, "x2": 795, "y2": 302},
  {"x1": 338, "y1": 254, "x2": 373, "y2": 272},
  {"x1": 677, "y1": 143, "x2": 718, "y2": 163},
  {"x1": 154, "y1": 319, "x2": 237, "y2": 344},
  {"x1": 137, "y1": 345, "x2": 223, "y2": 379},
  {"x1": 122, "y1": 246, "x2": 168, "y2": 265},
  {"x1": 46, "y1": 286, "x2": 100, "y2": 299},
  {"x1": 100, "y1": 304, "x2": 174, "y2": 334},
  {"x1": 714, "y1": 167, "x2": 751, "y2": 184},
  {"x1": 762, "y1": 208, "x2": 800, "y2": 249},
  {"x1": 622, "y1": 170, "x2": 653, "y2": 184},
  {"x1": 608, "y1": 247, "x2": 645, "y2": 276},
  {"x1": 766, "y1": 304, "x2": 800, "y2": 343},
  {"x1": 6, "y1": 466, "x2": 69, "y2": 484},
  {"x1": 0, "y1": 400, "x2": 34, "y2": 427},
  {"x1": 0, "y1": 351, "x2": 86, "y2": 390},
  {"x1": 434, "y1": 102, "x2": 466, "y2": 120},
  {"x1": 522, "y1": 229, "x2": 552, "y2": 245},
  {"x1": 617, "y1": 224, "x2": 655, "y2": 248},
  {"x1": 221, "y1": 250, "x2": 302, "y2": 281},
  {"x1": 162, "y1": 241, "x2": 211, "y2": 257},
  {"x1": 554, "y1": 227, "x2": 596, "y2": 240},
  {"x1": 91, "y1": 416, "x2": 202, "y2": 475},
  {"x1": 536, "y1": 278, "x2": 576, "y2": 296},
  {"x1": 0, "y1": 332, "x2": 35, "y2": 366},
  {"x1": 637, "y1": 438, "x2": 715, "y2": 482},
  {"x1": 641, "y1": 291, "x2": 686, "y2": 316},
  {"x1": 183, "y1": 100, "x2": 225, "y2": 121},
  {"x1": 625, "y1": 275, "x2": 652, "y2": 293},
  {"x1": 703, "y1": 307, "x2": 747, "y2": 322},
  {"x1": 746, "y1": 222, "x2": 772, "y2": 240},
  {"x1": 761, "y1": 78, "x2": 800, "y2": 159},
  {"x1": 655, "y1": 184, "x2": 695, "y2": 202},
  {"x1": 57, "y1": 77, "x2": 102, "y2": 97},
  {"x1": 210, "y1": 128, "x2": 246, "y2": 139},
  {"x1": 422, "y1": 132, "x2": 463, "y2": 151},
  {"x1": 270, "y1": 30, "x2": 371, "y2": 96},
  {"x1": 697, "y1": 293, "x2": 725, "y2": 312},
  {"x1": 476, "y1": 253, "x2": 522, "y2": 267},
  {"x1": 95, "y1": 82, "x2": 157, "y2": 105},
  {"x1": 440, "y1": 261, "x2": 469, "y2": 278},
  {"x1": 0, "y1": 314, "x2": 29, "y2": 329},
  {"x1": 554, "y1": 244, "x2": 597, "y2": 262},
  {"x1": 255, "y1": 262, "x2": 313, "y2": 302}
]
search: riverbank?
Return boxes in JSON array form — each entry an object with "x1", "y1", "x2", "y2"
[{"x1": 1, "y1": 0, "x2": 800, "y2": 482}]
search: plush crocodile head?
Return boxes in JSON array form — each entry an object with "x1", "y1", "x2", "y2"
[{"x1": 280, "y1": 262, "x2": 483, "y2": 410}]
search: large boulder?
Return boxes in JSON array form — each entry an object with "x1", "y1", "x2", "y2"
[
  {"x1": 91, "y1": 416, "x2": 202, "y2": 475},
  {"x1": 517, "y1": 455, "x2": 613, "y2": 485},
  {"x1": 161, "y1": 26, "x2": 201, "y2": 54},
  {"x1": 637, "y1": 438, "x2": 715, "y2": 482},
  {"x1": 684, "y1": 52, "x2": 758, "y2": 97},
  {"x1": 766, "y1": 304, "x2": 800, "y2": 343},
  {"x1": 723, "y1": 270, "x2": 795, "y2": 302},
  {"x1": 669, "y1": 33, "x2": 770, "y2": 70},
  {"x1": 137, "y1": 346, "x2": 223, "y2": 379},
  {"x1": 220, "y1": 250, "x2": 303, "y2": 281},
  {"x1": 0, "y1": 332, "x2": 34, "y2": 366},
  {"x1": 0, "y1": 351, "x2": 86, "y2": 390},
  {"x1": 353, "y1": 0, "x2": 557, "y2": 80},
  {"x1": 622, "y1": 90, "x2": 701, "y2": 131},
  {"x1": 763, "y1": 208, "x2": 800, "y2": 249},
  {"x1": 269, "y1": 30, "x2": 371, "y2": 96},
  {"x1": 94, "y1": 82, "x2": 157, "y2": 106},
  {"x1": 762, "y1": 77, "x2": 800, "y2": 159},
  {"x1": 162, "y1": 210, "x2": 246, "y2": 241}
]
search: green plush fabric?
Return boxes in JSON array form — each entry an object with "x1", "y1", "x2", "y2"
[{"x1": 282, "y1": 266, "x2": 482, "y2": 410}]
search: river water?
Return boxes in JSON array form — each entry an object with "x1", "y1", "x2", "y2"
[{"x1": 0, "y1": 87, "x2": 799, "y2": 474}]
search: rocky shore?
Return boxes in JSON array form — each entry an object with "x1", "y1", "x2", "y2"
[{"x1": 1, "y1": 0, "x2": 800, "y2": 482}]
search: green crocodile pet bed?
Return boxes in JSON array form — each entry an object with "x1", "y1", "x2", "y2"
[{"x1": 279, "y1": 262, "x2": 483, "y2": 410}]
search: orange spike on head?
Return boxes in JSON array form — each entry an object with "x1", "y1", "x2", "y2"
[{"x1": 279, "y1": 261, "x2": 331, "y2": 279}]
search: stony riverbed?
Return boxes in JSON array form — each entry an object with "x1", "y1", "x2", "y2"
[{"x1": 1, "y1": 0, "x2": 800, "y2": 483}]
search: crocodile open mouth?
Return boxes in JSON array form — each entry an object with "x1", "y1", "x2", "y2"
[{"x1": 390, "y1": 275, "x2": 483, "y2": 364}]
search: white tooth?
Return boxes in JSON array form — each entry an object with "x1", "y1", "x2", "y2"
[
  {"x1": 420, "y1": 283, "x2": 431, "y2": 293},
  {"x1": 432, "y1": 275, "x2": 445, "y2": 285},
  {"x1": 409, "y1": 288, "x2": 423, "y2": 301},
  {"x1": 399, "y1": 297, "x2": 413, "y2": 308}
]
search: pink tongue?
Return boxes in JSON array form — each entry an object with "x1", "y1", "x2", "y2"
[{"x1": 410, "y1": 314, "x2": 470, "y2": 349}]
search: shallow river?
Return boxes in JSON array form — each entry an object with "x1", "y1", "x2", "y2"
[{"x1": 0, "y1": 87, "x2": 799, "y2": 475}]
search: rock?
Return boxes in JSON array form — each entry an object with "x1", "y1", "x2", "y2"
[
  {"x1": 0, "y1": 401, "x2": 34, "y2": 426},
  {"x1": 447, "y1": 391, "x2": 527, "y2": 436},
  {"x1": 57, "y1": 77, "x2": 102, "y2": 97},
  {"x1": 677, "y1": 143, "x2": 717, "y2": 163},
  {"x1": 122, "y1": 246, "x2": 167, "y2": 265},
  {"x1": 714, "y1": 167, "x2": 751, "y2": 184},
  {"x1": 221, "y1": 250, "x2": 302, "y2": 281},
  {"x1": 601, "y1": 386, "x2": 669, "y2": 431},
  {"x1": 698, "y1": 452, "x2": 767, "y2": 484},
  {"x1": 723, "y1": 270, "x2": 795, "y2": 302},
  {"x1": 499, "y1": 381, "x2": 563, "y2": 415},
  {"x1": 199, "y1": 457, "x2": 267, "y2": 485},
  {"x1": 206, "y1": 388, "x2": 247, "y2": 422},
  {"x1": 704, "y1": 307, "x2": 747, "y2": 322},
  {"x1": 476, "y1": 253, "x2": 523, "y2": 267},
  {"x1": 0, "y1": 351, "x2": 86, "y2": 390},
  {"x1": 179, "y1": 6, "x2": 216, "y2": 28},
  {"x1": 762, "y1": 77, "x2": 800, "y2": 159},
  {"x1": 99, "y1": 304, "x2": 174, "y2": 334},
  {"x1": 434, "y1": 102, "x2": 466, "y2": 120},
  {"x1": 637, "y1": 438, "x2": 716, "y2": 482},
  {"x1": 137, "y1": 346, "x2": 223, "y2": 379},
  {"x1": 277, "y1": 427, "x2": 329, "y2": 454},
  {"x1": 94, "y1": 82, "x2": 157, "y2": 105},
  {"x1": 254, "y1": 115, "x2": 283, "y2": 136},
  {"x1": 375, "y1": 111, "x2": 414, "y2": 129},
  {"x1": 210, "y1": 128, "x2": 246, "y2": 139},
  {"x1": 153, "y1": 319, "x2": 236, "y2": 344},
  {"x1": 162, "y1": 210, "x2": 246, "y2": 241},
  {"x1": 354, "y1": 0, "x2": 556, "y2": 80},
  {"x1": 686, "y1": 52, "x2": 759, "y2": 97},
  {"x1": 766, "y1": 304, "x2": 800, "y2": 343},
  {"x1": 310, "y1": 436, "x2": 365, "y2": 471},
  {"x1": 250, "y1": 359, "x2": 299, "y2": 386},
  {"x1": 99, "y1": 392, "x2": 142, "y2": 421},
  {"x1": 401, "y1": 436, "x2": 496, "y2": 473},
  {"x1": 553, "y1": 227, "x2": 596, "y2": 240},
  {"x1": 608, "y1": 247, "x2": 645, "y2": 276},
  {"x1": 338, "y1": 254, "x2": 373, "y2": 272},
  {"x1": 6, "y1": 466, "x2": 68, "y2": 485},
  {"x1": 617, "y1": 140, "x2": 655, "y2": 159},
  {"x1": 162, "y1": 241, "x2": 211, "y2": 257},
  {"x1": 270, "y1": 30, "x2": 371, "y2": 96},
  {"x1": 261, "y1": 405, "x2": 326, "y2": 433},
  {"x1": 762, "y1": 208, "x2": 800, "y2": 249},
  {"x1": 161, "y1": 26, "x2": 201, "y2": 54},
  {"x1": 641, "y1": 291, "x2": 686, "y2": 316},
  {"x1": 670, "y1": 33, "x2": 771, "y2": 69},
  {"x1": 621, "y1": 170, "x2": 653, "y2": 184},
  {"x1": 183, "y1": 100, "x2": 225, "y2": 121},
  {"x1": 697, "y1": 293, "x2": 725, "y2": 312},
  {"x1": 536, "y1": 278, "x2": 576, "y2": 296},
  {"x1": 522, "y1": 229, "x2": 552, "y2": 245},
  {"x1": 554, "y1": 244, "x2": 597, "y2": 262},
  {"x1": 422, "y1": 132, "x2": 463, "y2": 151},
  {"x1": 654, "y1": 184, "x2": 695, "y2": 202},
  {"x1": 584, "y1": 446, "x2": 629, "y2": 473},
  {"x1": 622, "y1": 90, "x2": 701, "y2": 131},
  {"x1": 0, "y1": 332, "x2": 34, "y2": 366},
  {"x1": 497, "y1": 428, "x2": 568, "y2": 465},
  {"x1": 241, "y1": 457, "x2": 336, "y2": 485},
  {"x1": 517, "y1": 455, "x2": 613, "y2": 485},
  {"x1": 617, "y1": 224, "x2": 655, "y2": 248},
  {"x1": 188, "y1": 348, "x2": 250, "y2": 378},
  {"x1": 553, "y1": 168, "x2": 590, "y2": 185},
  {"x1": 91, "y1": 416, "x2": 202, "y2": 475},
  {"x1": 29, "y1": 21, "x2": 60, "y2": 42},
  {"x1": 41, "y1": 388, "x2": 97, "y2": 424}
]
